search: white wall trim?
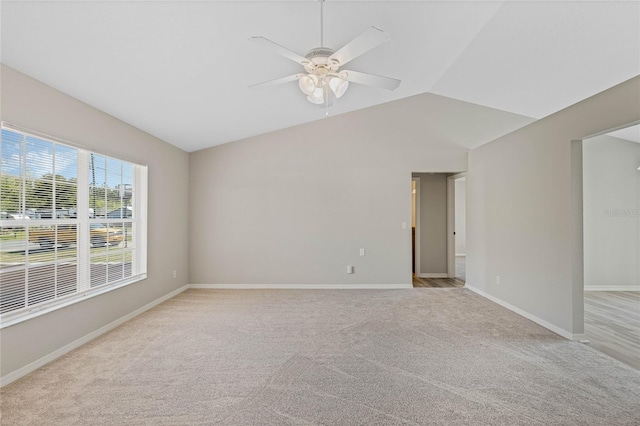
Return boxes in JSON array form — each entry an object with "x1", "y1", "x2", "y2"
[
  {"x1": 189, "y1": 284, "x2": 413, "y2": 290},
  {"x1": 417, "y1": 273, "x2": 448, "y2": 278},
  {"x1": 464, "y1": 285, "x2": 584, "y2": 340},
  {"x1": 451, "y1": 172, "x2": 467, "y2": 180},
  {"x1": 447, "y1": 175, "x2": 455, "y2": 278},
  {"x1": 573, "y1": 334, "x2": 588, "y2": 342},
  {"x1": 584, "y1": 286, "x2": 640, "y2": 292},
  {"x1": 0, "y1": 285, "x2": 189, "y2": 388},
  {"x1": 413, "y1": 176, "x2": 421, "y2": 276}
]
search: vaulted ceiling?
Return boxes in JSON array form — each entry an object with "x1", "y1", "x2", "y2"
[{"x1": 2, "y1": 1, "x2": 639, "y2": 152}]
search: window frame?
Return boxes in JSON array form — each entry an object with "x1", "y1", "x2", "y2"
[{"x1": 0, "y1": 123, "x2": 147, "y2": 328}]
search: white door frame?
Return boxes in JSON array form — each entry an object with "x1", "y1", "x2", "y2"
[
  {"x1": 412, "y1": 177, "x2": 421, "y2": 276},
  {"x1": 447, "y1": 173, "x2": 466, "y2": 278}
]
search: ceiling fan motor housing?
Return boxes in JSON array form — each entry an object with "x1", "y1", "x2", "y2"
[{"x1": 304, "y1": 47, "x2": 340, "y2": 74}]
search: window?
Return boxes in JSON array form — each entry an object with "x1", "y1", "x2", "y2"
[{"x1": 0, "y1": 125, "x2": 147, "y2": 326}]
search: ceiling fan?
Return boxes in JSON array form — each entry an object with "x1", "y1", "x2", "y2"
[{"x1": 249, "y1": 0, "x2": 400, "y2": 106}]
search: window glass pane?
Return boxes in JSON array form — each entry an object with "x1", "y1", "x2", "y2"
[
  {"x1": 56, "y1": 225, "x2": 78, "y2": 261},
  {"x1": 106, "y1": 188, "x2": 123, "y2": 217},
  {"x1": 1, "y1": 130, "x2": 24, "y2": 215},
  {"x1": 124, "y1": 222, "x2": 135, "y2": 249},
  {"x1": 28, "y1": 264, "x2": 56, "y2": 306},
  {"x1": 90, "y1": 258, "x2": 107, "y2": 288},
  {"x1": 56, "y1": 181, "x2": 77, "y2": 213},
  {"x1": 26, "y1": 179, "x2": 53, "y2": 214},
  {"x1": 89, "y1": 186, "x2": 105, "y2": 219},
  {"x1": 0, "y1": 269, "x2": 26, "y2": 314},
  {"x1": 89, "y1": 154, "x2": 106, "y2": 219},
  {"x1": 1, "y1": 130, "x2": 23, "y2": 178},
  {"x1": 107, "y1": 251, "x2": 124, "y2": 283},
  {"x1": 57, "y1": 260, "x2": 77, "y2": 297},
  {"x1": 122, "y1": 163, "x2": 133, "y2": 218},
  {"x1": 122, "y1": 162, "x2": 132, "y2": 180},
  {"x1": 89, "y1": 222, "x2": 123, "y2": 249},
  {"x1": 0, "y1": 175, "x2": 23, "y2": 217},
  {"x1": 0, "y1": 226, "x2": 27, "y2": 269},
  {"x1": 89, "y1": 154, "x2": 106, "y2": 187},
  {"x1": 55, "y1": 145, "x2": 78, "y2": 181},
  {"x1": 26, "y1": 225, "x2": 76, "y2": 263},
  {"x1": 54, "y1": 145, "x2": 78, "y2": 218},
  {"x1": 106, "y1": 159, "x2": 122, "y2": 217},
  {"x1": 106, "y1": 158, "x2": 121, "y2": 182},
  {"x1": 124, "y1": 251, "x2": 133, "y2": 279},
  {"x1": 25, "y1": 137, "x2": 53, "y2": 179}
]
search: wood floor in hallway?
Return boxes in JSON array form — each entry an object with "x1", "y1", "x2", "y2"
[
  {"x1": 413, "y1": 256, "x2": 465, "y2": 288},
  {"x1": 413, "y1": 276, "x2": 465, "y2": 288},
  {"x1": 584, "y1": 291, "x2": 640, "y2": 370}
]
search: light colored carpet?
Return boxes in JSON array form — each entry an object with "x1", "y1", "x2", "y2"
[{"x1": 2, "y1": 289, "x2": 639, "y2": 425}]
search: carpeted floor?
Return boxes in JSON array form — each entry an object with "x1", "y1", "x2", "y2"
[{"x1": 2, "y1": 289, "x2": 639, "y2": 425}]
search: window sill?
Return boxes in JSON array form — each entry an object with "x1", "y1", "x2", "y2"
[{"x1": 0, "y1": 274, "x2": 147, "y2": 329}]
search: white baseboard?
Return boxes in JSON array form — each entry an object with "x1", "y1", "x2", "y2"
[
  {"x1": 584, "y1": 286, "x2": 640, "y2": 292},
  {"x1": 572, "y1": 334, "x2": 588, "y2": 343},
  {"x1": 464, "y1": 285, "x2": 583, "y2": 340},
  {"x1": 189, "y1": 284, "x2": 413, "y2": 290},
  {"x1": 416, "y1": 273, "x2": 448, "y2": 279},
  {"x1": 0, "y1": 285, "x2": 189, "y2": 388}
]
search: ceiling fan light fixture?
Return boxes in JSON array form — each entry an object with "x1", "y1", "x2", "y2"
[
  {"x1": 307, "y1": 86, "x2": 325, "y2": 104},
  {"x1": 329, "y1": 73, "x2": 349, "y2": 98},
  {"x1": 298, "y1": 74, "x2": 318, "y2": 96}
]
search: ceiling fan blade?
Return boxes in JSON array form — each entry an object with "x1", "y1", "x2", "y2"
[
  {"x1": 249, "y1": 74, "x2": 303, "y2": 89},
  {"x1": 329, "y1": 27, "x2": 390, "y2": 66},
  {"x1": 342, "y1": 70, "x2": 400, "y2": 91},
  {"x1": 249, "y1": 36, "x2": 308, "y2": 65}
]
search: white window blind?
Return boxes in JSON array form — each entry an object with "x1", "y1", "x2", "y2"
[{"x1": 0, "y1": 125, "x2": 147, "y2": 326}]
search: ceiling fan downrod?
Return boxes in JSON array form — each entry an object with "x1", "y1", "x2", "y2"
[{"x1": 320, "y1": 0, "x2": 324, "y2": 47}]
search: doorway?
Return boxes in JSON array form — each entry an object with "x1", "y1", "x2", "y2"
[
  {"x1": 453, "y1": 176, "x2": 466, "y2": 282},
  {"x1": 411, "y1": 177, "x2": 419, "y2": 276},
  {"x1": 580, "y1": 123, "x2": 640, "y2": 369},
  {"x1": 412, "y1": 172, "x2": 465, "y2": 288}
]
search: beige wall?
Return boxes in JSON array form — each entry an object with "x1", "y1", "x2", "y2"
[
  {"x1": 0, "y1": 66, "x2": 190, "y2": 378},
  {"x1": 413, "y1": 173, "x2": 448, "y2": 274},
  {"x1": 583, "y1": 135, "x2": 640, "y2": 290},
  {"x1": 188, "y1": 93, "x2": 512, "y2": 285},
  {"x1": 467, "y1": 76, "x2": 640, "y2": 336}
]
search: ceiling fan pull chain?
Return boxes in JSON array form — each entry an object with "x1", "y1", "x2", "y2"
[{"x1": 325, "y1": 89, "x2": 329, "y2": 117}]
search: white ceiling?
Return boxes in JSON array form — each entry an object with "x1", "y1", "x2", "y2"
[{"x1": 1, "y1": 1, "x2": 639, "y2": 152}]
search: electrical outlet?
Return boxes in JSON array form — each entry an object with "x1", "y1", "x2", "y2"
[
  {"x1": 347, "y1": 265, "x2": 354, "y2": 274},
  {"x1": 359, "y1": 248, "x2": 365, "y2": 256},
  {"x1": 495, "y1": 275, "x2": 501, "y2": 285},
  {"x1": 173, "y1": 270, "x2": 177, "y2": 279}
]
